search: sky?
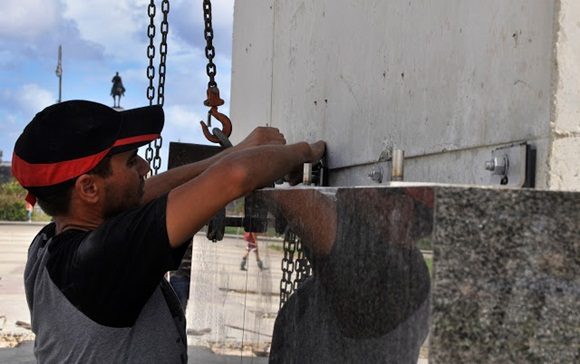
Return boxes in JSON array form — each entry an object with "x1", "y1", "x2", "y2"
[{"x1": 0, "y1": 0, "x2": 235, "y2": 171}]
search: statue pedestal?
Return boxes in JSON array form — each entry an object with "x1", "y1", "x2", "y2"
[{"x1": 251, "y1": 185, "x2": 580, "y2": 363}]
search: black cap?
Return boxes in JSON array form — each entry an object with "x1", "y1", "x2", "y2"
[{"x1": 12, "y1": 100, "x2": 164, "y2": 204}]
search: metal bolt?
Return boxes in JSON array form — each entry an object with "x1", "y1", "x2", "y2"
[
  {"x1": 391, "y1": 149, "x2": 404, "y2": 181},
  {"x1": 303, "y1": 163, "x2": 312, "y2": 185},
  {"x1": 484, "y1": 155, "x2": 508, "y2": 176},
  {"x1": 368, "y1": 165, "x2": 383, "y2": 183}
]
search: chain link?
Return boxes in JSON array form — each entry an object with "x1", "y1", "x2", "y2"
[
  {"x1": 144, "y1": 0, "x2": 157, "y2": 171},
  {"x1": 144, "y1": 0, "x2": 169, "y2": 176},
  {"x1": 279, "y1": 229, "x2": 312, "y2": 309},
  {"x1": 146, "y1": 1, "x2": 156, "y2": 106},
  {"x1": 157, "y1": 0, "x2": 170, "y2": 107},
  {"x1": 202, "y1": 0, "x2": 217, "y2": 88}
]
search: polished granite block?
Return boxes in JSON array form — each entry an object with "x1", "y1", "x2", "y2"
[
  {"x1": 253, "y1": 186, "x2": 580, "y2": 363},
  {"x1": 257, "y1": 187, "x2": 432, "y2": 363},
  {"x1": 432, "y1": 187, "x2": 580, "y2": 363}
]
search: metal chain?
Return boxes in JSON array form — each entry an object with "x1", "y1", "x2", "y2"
[
  {"x1": 202, "y1": 0, "x2": 217, "y2": 88},
  {"x1": 146, "y1": 0, "x2": 156, "y2": 106},
  {"x1": 144, "y1": 0, "x2": 169, "y2": 175},
  {"x1": 157, "y1": 0, "x2": 170, "y2": 107},
  {"x1": 150, "y1": 0, "x2": 170, "y2": 175},
  {"x1": 279, "y1": 229, "x2": 312, "y2": 308},
  {"x1": 294, "y1": 241, "x2": 311, "y2": 292},
  {"x1": 144, "y1": 0, "x2": 157, "y2": 170}
]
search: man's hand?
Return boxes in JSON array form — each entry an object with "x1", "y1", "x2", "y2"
[
  {"x1": 166, "y1": 140, "x2": 326, "y2": 247},
  {"x1": 285, "y1": 141, "x2": 326, "y2": 185},
  {"x1": 237, "y1": 127, "x2": 286, "y2": 149}
]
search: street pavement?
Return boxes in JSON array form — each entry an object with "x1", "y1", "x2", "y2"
[
  {"x1": 0, "y1": 222, "x2": 276, "y2": 362},
  {"x1": 0, "y1": 222, "x2": 428, "y2": 363}
]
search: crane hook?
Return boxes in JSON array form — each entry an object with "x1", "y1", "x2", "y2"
[
  {"x1": 200, "y1": 108, "x2": 232, "y2": 144},
  {"x1": 200, "y1": 86, "x2": 233, "y2": 145}
]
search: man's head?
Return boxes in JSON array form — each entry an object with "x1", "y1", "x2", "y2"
[{"x1": 12, "y1": 100, "x2": 164, "y2": 217}]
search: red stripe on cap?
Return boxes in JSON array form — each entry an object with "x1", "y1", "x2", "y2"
[
  {"x1": 113, "y1": 133, "x2": 160, "y2": 147},
  {"x1": 12, "y1": 149, "x2": 110, "y2": 187}
]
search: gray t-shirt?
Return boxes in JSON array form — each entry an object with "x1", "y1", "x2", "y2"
[{"x1": 25, "y1": 195, "x2": 190, "y2": 363}]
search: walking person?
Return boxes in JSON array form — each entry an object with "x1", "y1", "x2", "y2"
[{"x1": 240, "y1": 231, "x2": 263, "y2": 271}]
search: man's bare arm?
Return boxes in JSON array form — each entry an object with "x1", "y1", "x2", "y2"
[
  {"x1": 261, "y1": 189, "x2": 337, "y2": 256},
  {"x1": 165, "y1": 141, "x2": 325, "y2": 247},
  {"x1": 142, "y1": 127, "x2": 286, "y2": 204}
]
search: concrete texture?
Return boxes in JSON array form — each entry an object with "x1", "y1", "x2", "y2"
[
  {"x1": 0, "y1": 221, "x2": 430, "y2": 363},
  {"x1": 230, "y1": 1, "x2": 579, "y2": 190},
  {"x1": 0, "y1": 341, "x2": 269, "y2": 364},
  {"x1": 548, "y1": 0, "x2": 580, "y2": 191},
  {"x1": 0, "y1": 223, "x2": 43, "y2": 338},
  {"x1": 0, "y1": 223, "x2": 274, "y2": 362}
]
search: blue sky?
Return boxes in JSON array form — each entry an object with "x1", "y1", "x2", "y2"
[{"x1": 0, "y1": 0, "x2": 234, "y2": 171}]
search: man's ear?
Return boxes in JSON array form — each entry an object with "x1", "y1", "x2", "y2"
[{"x1": 75, "y1": 174, "x2": 101, "y2": 203}]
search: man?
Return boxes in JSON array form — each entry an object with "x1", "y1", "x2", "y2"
[{"x1": 12, "y1": 100, "x2": 325, "y2": 363}]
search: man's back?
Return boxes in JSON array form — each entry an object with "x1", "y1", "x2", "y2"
[{"x1": 25, "y1": 217, "x2": 187, "y2": 363}]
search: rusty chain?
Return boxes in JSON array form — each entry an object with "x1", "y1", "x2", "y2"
[{"x1": 199, "y1": 0, "x2": 233, "y2": 146}]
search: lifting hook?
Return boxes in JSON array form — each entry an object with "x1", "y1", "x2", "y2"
[{"x1": 200, "y1": 86, "x2": 232, "y2": 145}]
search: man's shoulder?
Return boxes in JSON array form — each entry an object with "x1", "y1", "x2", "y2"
[{"x1": 27, "y1": 223, "x2": 56, "y2": 254}]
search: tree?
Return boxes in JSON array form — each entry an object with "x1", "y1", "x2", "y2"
[{"x1": 0, "y1": 179, "x2": 27, "y2": 221}]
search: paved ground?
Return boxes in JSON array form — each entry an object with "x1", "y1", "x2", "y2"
[
  {"x1": 0, "y1": 222, "x2": 428, "y2": 363},
  {"x1": 0, "y1": 222, "x2": 277, "y2": 362}
]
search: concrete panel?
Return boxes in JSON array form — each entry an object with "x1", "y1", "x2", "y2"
[
  {"x1": 229, "y1": 0, "x2": 275, "y2": 144},
  {"x1": 269, "y1": 0, "x2": 555, "y2": 169},
  {"x1": 547, "y1": 0, "x2": 580, "y2": 191},
  {"x1": 230, "y1": 1, "x2": 576, "y2": 189},
  {"x1": 329, "y1": 138, "x2": 551, "y2": 188},
  {"x1": 548, "y1": 136, "x2": 580, "y2": 191},
  {"x1": 552, "y1": 0, "x2": 580, "y2": 133}
]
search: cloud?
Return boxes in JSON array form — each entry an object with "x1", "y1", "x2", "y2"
[
  {"x1": 171, "y1": 0, "x2": 234, "y2": 57},
  {"x1": 1, "y1": 84, "x2": 55, "y2": 119},
  {"x1": 18, "y1": 85, "x2": 57, "y2": 113},
  {"x1": 0, "y1": 0, "x2": 60, "y2": 40},
  {"x1": 62, "y1": 0, "x2": 148, "y2": 62},
  {"x1": 0, "y1": 0, "x2": 235, "y2": 170},
  {"x1": 0, "y1": 83, "x2": 55, "y2": 156},
  {"x1": 165, "y1": 104, "x2": 202, "y2": 128},
  {"x1": 0, "y1": 0, "x2": 105, "y2": 66}
]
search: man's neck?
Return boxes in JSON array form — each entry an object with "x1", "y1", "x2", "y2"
[{"x1": 54, "y1": 217, "x2": 102, "y2": 235}]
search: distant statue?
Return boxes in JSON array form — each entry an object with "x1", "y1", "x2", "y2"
[{"x1": 111, "y1": 72, "x2": 126, "y2": 108}]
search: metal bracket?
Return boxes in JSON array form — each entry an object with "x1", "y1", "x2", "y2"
[{"x1": 485, "y1": 142, "x2": 529, "y2": 187}]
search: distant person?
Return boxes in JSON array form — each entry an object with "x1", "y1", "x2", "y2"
[
  {"x1": 25, "y1": 201, "x2": 33, "y2": 222},
  {"x1": 12, "y1": 99, "x2": 325, "y2": 363},
  {"x1": 240, "y1": 231, "x2": 263, "y2": 271}
]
